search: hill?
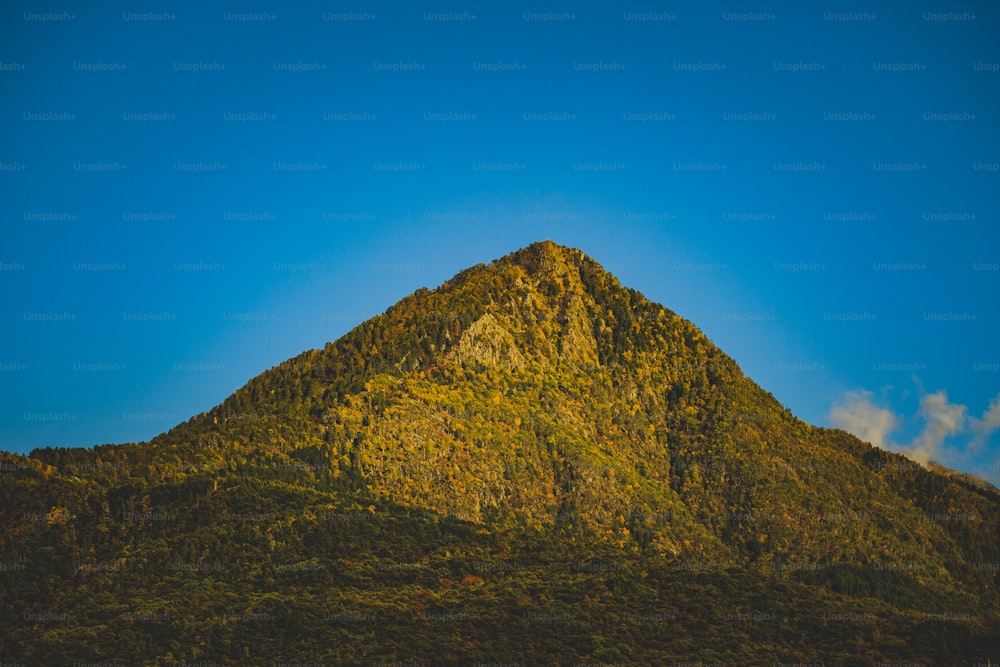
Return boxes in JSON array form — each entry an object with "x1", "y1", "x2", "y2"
[{"x1": 2, "y1": 241, "x2": 998, "y2": 664}]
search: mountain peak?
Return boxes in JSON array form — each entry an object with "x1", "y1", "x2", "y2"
[
  {"x1": 434, "y1": 241, "x2": 600, "y2": 371},
  {"x1": 502, "y1": 239, "x2": 589, "y2": 283},
  {"x1": 522, "y1": 238, "x2": 564, "y2": 255},
  {"x1": 516, "y1": 238, "x2": 570, "y2": 259}
]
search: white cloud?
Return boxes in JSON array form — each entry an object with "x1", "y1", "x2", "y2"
[
  {"x1": 970, "y1": 393, "x2": 1000, "y2": 441},
  {"x1": 829, "y1": 387, "x2": 1000, "y2": 478},
  {"x1": 908, "y1": 391, "x2": 967, "y2": 465},
  {"x1": 829, "y1": 390, "x2": 899, "y2": 450}
]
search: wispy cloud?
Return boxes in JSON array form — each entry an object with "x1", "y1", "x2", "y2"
[
  {"x1": 970, "y1": 393, "x2": 1000, "y2": 447},
  {"x1": 909, "y1": 391, "x2": 967, "y2": 465},
  {"x1": 828, "y1": 390, "x2": 898, "y2": 450},
  {"x1": 829, "y1": 386, "x2": 1000, "y2": 484}
]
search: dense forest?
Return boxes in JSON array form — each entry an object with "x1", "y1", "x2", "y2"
[{"x1": 2, "y1": 241, "x2": 997, "y2": 664}]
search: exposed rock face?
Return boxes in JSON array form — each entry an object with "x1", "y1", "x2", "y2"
[
  {"x1": 450, "y1": 312, "x2": 525, "y2": 371},
  {"x1": 558, "y1": 293, "x2": 599, "y2": 365}
]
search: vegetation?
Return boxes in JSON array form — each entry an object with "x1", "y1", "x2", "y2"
[{"x1": 2, "y1": 241, "x2": 998, "y2": 664}]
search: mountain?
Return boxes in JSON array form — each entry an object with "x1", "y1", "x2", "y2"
[{"x1": 2, "y1": 240, "x2": 998, "y2": 665}]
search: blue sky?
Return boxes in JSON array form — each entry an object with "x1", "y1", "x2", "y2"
[{"x1": 2, "y1": 1, "x2": 998, "y2": 483}]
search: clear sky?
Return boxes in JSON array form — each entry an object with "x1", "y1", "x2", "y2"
[{"x1": 2, "y1": 1, "x2": 998, "y2": 484}]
